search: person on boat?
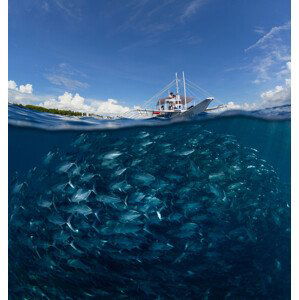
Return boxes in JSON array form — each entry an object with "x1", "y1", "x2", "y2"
[{"x1": 169, "y1": 92, "x2": 175, "y2": 99}]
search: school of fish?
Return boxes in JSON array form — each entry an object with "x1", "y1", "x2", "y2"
[{"x1": 9, "y1": 123, "x2": 290, "y2": 299}]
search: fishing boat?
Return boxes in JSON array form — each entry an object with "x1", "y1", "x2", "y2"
[{"x1": 122, "y1": 72, "x2": 224, "y2": 119}]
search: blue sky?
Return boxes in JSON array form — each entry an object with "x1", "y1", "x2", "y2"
[{"x1": 8, "y1": 0, "x2": 290, "y2": 113}]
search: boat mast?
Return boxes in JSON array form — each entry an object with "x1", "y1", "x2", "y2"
[
  {"x1": 182, "y1": 71, "x2": 187, "y2": 110},
  {"x1": 175, "y1": 72, "x2": 179, "y2": 96}
]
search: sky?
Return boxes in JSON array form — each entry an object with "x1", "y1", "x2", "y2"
[{"x1": 8, "y1": 0, "x2": 291, "y2": 114}]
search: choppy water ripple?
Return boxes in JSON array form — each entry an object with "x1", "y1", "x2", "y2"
[
  {"x1": 9, "y1": 124, "x2": 290, "y2": 299},
  {"x1": 8, "y1": 104, "x2": 291, "y2": 131}
]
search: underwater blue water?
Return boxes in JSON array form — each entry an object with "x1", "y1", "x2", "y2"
[{"x1": 8, "y1": 104, "x2": 290, "y2": 299}]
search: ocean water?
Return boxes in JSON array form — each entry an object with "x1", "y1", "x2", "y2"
[{"x1": 8, "y1": 104, "x2": 291, "y2": 299}]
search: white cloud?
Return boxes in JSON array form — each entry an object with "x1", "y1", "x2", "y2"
[
  {"x1": 245, "y1": 22, "x2": 290, "y2": 52},
  {"x1": 41, "y1": 92, "x2": 131, "y2": 115},
  {"x1": 46, "y1": 74, "x2": 89, "y2": 90},
  {"x1": 277, "y1": 60, "x2": 291, "y2": 78},
  {"x1": 8, "y1": 80, "x2": 33, "y2": 94},
  {"x1": 251, "y1": 55, "x2": 274, "y2": 83},
  {"x1": 259, "y1": 61, "x2": 291, "y2": 106},
  {"x1": 253, "y1": 26, "x2": 265, "y2": 35},
  {"x1": 250, "y1": 46, "x2": 290, "y2": 84},
  {"x1": 19, "y1": 84, "x2": 33, "y2": 94},
  {"x1": 53, "y1": 0, "x2": 82, "y2": 19},
  {"x1": 260, "y1": 78, "x2": 290, "y2": 106},
  {"x1": 8, "y1": 81, "x2": 38, "y2": 104},
  {"x1": 8, "y1": 80, "x2": 18, "y2": 91},
  {"x1": 45, "y1": 63, "x2": 89, "y2": 90},
  {"x1": 223, "y1": 72, "x2": 290, "y2": 111},
  {"x1": 220, "y1": 101, "x2": 259, "y2": 111},
  {"x1": 8, "y1": 80, "x2": 132, "y2": 115},
  {"x1": 245, "y1": 22, "x2": 290, "y2": 85},
  {"x1": 181, "y1": 0, "x2": 207, "y2": 20},
  {"x1": 42, "y1": 92, "x2": 91, "y2": 112},
  {"x1": 90, "y1": 99, "x2": 130, "y2": 115},
  {"x1": 224, "y1": 61, "x2": 290, "y2": 110}
]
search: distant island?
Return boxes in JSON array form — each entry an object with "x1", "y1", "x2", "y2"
[{"x1": 12, "y1": 103, "x2": 116, "y2": 119}]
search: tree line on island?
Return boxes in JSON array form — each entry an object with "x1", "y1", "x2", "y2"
[{"x1": 13, "y1": 103, "x2": 115, "y2": 119}]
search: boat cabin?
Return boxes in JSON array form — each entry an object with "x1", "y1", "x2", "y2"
[{"x1": 156, "y1": 92, "x2": 193, "y2": 113}]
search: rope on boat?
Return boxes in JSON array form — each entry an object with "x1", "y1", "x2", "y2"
[
  {"x1": 185, "y1": 79, "x2": 212, "y2": 98},
  {"x1": 185, "y1": 79, "x2": 222, "y2": 106},
  {"x1": 143, "y1": 79, "x2": 176, "y2": 109}
]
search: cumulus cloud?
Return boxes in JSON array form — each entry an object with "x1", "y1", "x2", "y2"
[
  {"x1": 8, "y1": 80, "x2": 40, "y2": 104},
  {"x1": 19, "y1": 84, "x2": 33, "y2": 94},
  {"x1": 8, "y1": 80, "x2": 132, "y2": 115},
  {"x1": 222, "y1": 101, "x2": 258, "y2": 111},
  {"x1": 277, "y1": 60, "x2": 291, "y2": 78},
  {"x1": 259, "y1": 61, "x2": 291, "y2": 106},
  {"x1": 260, "y1": 78, "x2": 290, "y2": 106},
  {"x1": 8, "y1": 80, "x2": 33, "y2": 94},
  {"x1": 41, "y1": 92, "x2": 91, "y2": 112},
  {"x1": 224, "y1": 72, "x2": 290, "y2": 111},
  {"x1": 8, "y1": 80, "x2": 18, "y2": 91},
  {"x1": 90, "y1": 99, "x2": 130, "y2": 115},
  {"x1": 41, "y1": 92, "x2": 131, "y2": 115}
]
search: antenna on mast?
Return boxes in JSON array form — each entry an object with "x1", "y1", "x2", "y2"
[{"x1": 182, "y1": 71, "x2": 187, "y2": 110}]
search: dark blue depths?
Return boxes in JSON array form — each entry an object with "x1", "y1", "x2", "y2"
[{"x1": 9, "y1": 122, "x2": 290, "y2": 299}]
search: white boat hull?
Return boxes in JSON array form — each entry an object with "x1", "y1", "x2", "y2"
[
  {"x1": 173, "y1": 98, "x2": 213, "y2": 120},
  {"x1": 121, "y1": 99, "x2": 213, "y2": 120}
]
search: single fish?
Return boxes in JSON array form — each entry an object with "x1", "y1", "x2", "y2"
[
  {"x1": 103, "y1": 151, "x2": 122, "y2": 160},
  {"x1": 64, "y1": 203, "x2": 93, "y2": 216},
  {"x1": 47, "y1": 213, "x2": 65, "y2": 226},
  {"x1": 133, "y1": 173, "x2": 155, "y2": 186},
  {"x1": 209, "y1": 172, "x2": 225, "y2": 182},
  {"x1": 67, "y1": 259, "x2": 90, "y2": 272},
  {"x1": 150, "y1": 242, "x2": 174, "y2": 251},
  {"x1": 120, "y1": 210, "x2": 141, "y2": 222},
  {"x1": 178, "y1": 149, "x2": 194, "y2": 156},
  {"x1": 138, "y1": 131, "x2": 150, "y2": 139},
  {"x1": 57, "y1": 162, "x2": 75, "y2": 173},
  {"x1": 12, "y1": 182, "x2": 26, "y2": 194},
  {"x1": 43, "y1": 151, "x2": 54, "y2": 164},
  {"x1": 97, "y1": 195, "x2": 122, "y2": 205},
  {"x1": 71, "y1": 189, "x2": 92, "y2": 203},
  {"x1": 66, "y1": 215, "x2": 79, "y2": 233},
  {"x1": 128, "y1": 192, "x2": 145, "y2": 203},
  {"x1": 81, "y1": 173, "x2": 95, "y2": 182},
  {"x1": 141, "y1": 141, "x2": 153, "y2": 147},
  {"x1": 114, "y1": 168, "x2": 127, "y2": 177},
  {"x1": 37, "y1": 197, "x2": 52, "y2": 209},
  {"x1": 111, "y1": 181, "x2": 132, "y2": 193}
]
